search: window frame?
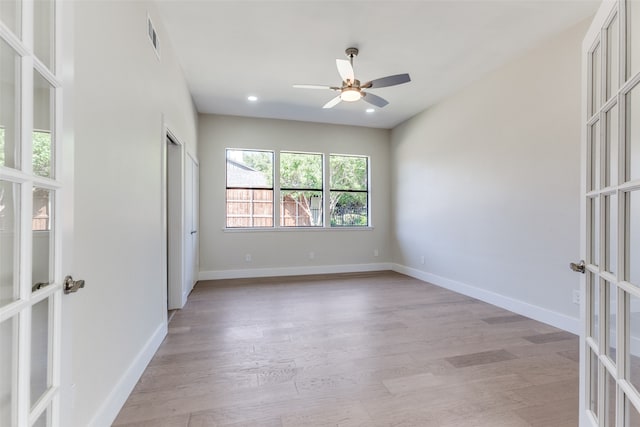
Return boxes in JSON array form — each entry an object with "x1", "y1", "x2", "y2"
[
  {"x1": 225, "y1": 148, "x2": 275, "y2": 228},
  {"x1": 329, "y1": 153, "x2": 370, "y2": 228},
  {"x1": 224, "y1": 148, "x2": 372, "y2": 230},
  {"x1": 279, "y1": 151, "x2": 324, "y2": 228}
]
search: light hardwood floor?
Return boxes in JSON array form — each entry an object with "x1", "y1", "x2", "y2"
[{"x1": 113, "y1": 271, "x2": 580, "y2": 426}]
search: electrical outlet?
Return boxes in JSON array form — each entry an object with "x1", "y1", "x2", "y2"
[
  {"x1": 245, "y1": 254, "x2": 252, "y2": 262},
  {"x1": 572, "y1": 290, "x2": 580, "y2": 305},
  {"x1": 374, "y1": 249, "x2": 379, "y2": 257},
  {"x1": 420, "y1": 255, "x2": 425, "y2": 265}
]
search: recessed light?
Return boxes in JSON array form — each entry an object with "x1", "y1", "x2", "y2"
[
  {"x1": 366, "y1": 108, "x2": 375, "y2": 113},
  {"x1": 247, "y1": 95, "x2": 258, "y2": 102}
]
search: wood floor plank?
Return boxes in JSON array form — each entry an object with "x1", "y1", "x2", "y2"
[{"x1": 112, "y1": 271, "x2": 579, "y2": 426}]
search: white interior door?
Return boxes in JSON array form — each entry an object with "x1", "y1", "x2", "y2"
[
  {"x1": 184, "y1": 154, "x2": 198, "y2": 297},
  {"x1": 1, "y1": 0, "x2": 65, "y2": 425},
  {"x1": 582, "y1": 1, "x2": 640, "y2": 425}
]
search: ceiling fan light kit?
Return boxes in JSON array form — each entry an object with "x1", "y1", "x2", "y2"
[{"x1": 294, "y1": 47, "x2": 411, "y2": 110}]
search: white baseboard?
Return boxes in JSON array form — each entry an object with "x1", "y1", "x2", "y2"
[
  {"x1": 89, "y1": 321, "x2": 168, "y2": 427},
  {"x1": 199, "y1": 262, "x2": 393, "y2": 281},
  {"x1": 391, "y1": 263, "x2": 580, "y2": 334}
]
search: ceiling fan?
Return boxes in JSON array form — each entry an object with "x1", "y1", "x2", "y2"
[{"x1": 293, "y1": 47, "x2": 411, "y2": 109}]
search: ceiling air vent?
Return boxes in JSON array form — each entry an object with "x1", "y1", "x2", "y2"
[{"x1": 147, "y1": 15, "x2": 160, "y2": 59}]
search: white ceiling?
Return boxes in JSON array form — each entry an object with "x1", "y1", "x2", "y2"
[{"x1": 155, "y1": 0, "x2": 599, "y2": 129}]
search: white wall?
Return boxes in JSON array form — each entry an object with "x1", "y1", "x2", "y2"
[
  {"x1": 390, "y1": 20, "x2": 589, "y2": 332},
  {"x1": 198, "y1": 114, "x2": 390, "y2": 279},
  {"x1": 71, "y1": 1, "x2": 197, "y2": 425}
]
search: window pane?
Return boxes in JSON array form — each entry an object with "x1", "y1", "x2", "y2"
[
  {"x1": 605, "y1": 368, "x2": 616, "y2": 427},
  {"x1": 330, "y1": 155, "x2": 367, "y2": 191},
  {"x1": 0, "y1": 181, "x2": 20, "y2": 308},
  {"x1": 280, "y1": 152, "x2": 322, "y2": 190},
  {"x1": 628, "y1": 293, "x2": 640, "y2": 395},
  {"x1": 606, "y1": 105, "x2": 618, "y2": 188},
  {"x1": 330, "y1": 192, "x2": 367, "y2": 227},
  {"x1": 590, "y1": 348, "x2": 599, "y2": 418},
  {"x1": 32, "y1": 187, "x2": 53, "y2": 291},
  {"x1": 608, "y1": 15, "x2": 619, "y2": 99},
  {"x1": 628, "y1": 0, "x2": 640, "y2": 80},
  {"x1": 590, "y1": 121, "x2": 600, "y2": 191},
  {"x1": 626, "y1": 83, "x2": 640, "y2": 182},
  {"x1": 281, "y1": 191, "x2": 322, "y2": 227},
  {"x1": 0, "y1": 317, "x2": 17, "y2": 426},
  {"x1": 34, "y1": 0, "x2": 54, "y2": 70},
  {"x1": 30, "y1": 298, "x2": 49, "y2": 406},
  {"x1": 0, "y1": 0, "x2": 21, "y2": 37},
  {"x1": 0, "y1": 38, "x2": 21, "y2": 169},
  {"x1": 590, "y1": 272, "x2": 600, "y2": 343},
  {"x1": 607, "y1": 283, "x2": 617, "y2": 361},
  {"x1": 226, "y1": 150, "x2": 273, "y2": 188},
  {"x1": 591, "y1": 197, "x2": 600, "y2": 267},
  {"x1": 605, "y1": 194, "x2": 617, "y2": 275},
  {"x1": 592, "y1": 42, "x2": 601, "y2": 115},
  {"x1": 627, "y1": 191, "x2": 640, "y2": 286},
  {"x1": 32, "y1": 406, "x2": 49, "y2": 427},
  {"x1": 33, "y1": 72, "x2": 54, "y2": 179},
  {"x1": 627, "y1": 395, "x2": 640, "y2": 426},
  {"x1": 226, "y1": 189, "x2": 273, "y2": 228}
]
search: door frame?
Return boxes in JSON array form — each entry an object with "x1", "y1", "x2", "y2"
[{"x1": 164, "y1": 127, "x2": 186, "y2": 310}]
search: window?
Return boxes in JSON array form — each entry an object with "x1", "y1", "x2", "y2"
[
  {"x1": 280, "y1": 152, "x2": 323, "y2": 227},
  {"x1": 225, "y1": 149, "x2": 369, "y2": 228},
  {"x1": 330, "y1": 155, "x2": 368, "y2": 227},
  {"x1": 226, "y1": 149, "x2": 274, "y2": 227}
]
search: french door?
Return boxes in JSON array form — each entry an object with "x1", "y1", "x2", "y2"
[
  {"x1": 0, "y1": 0, "x2": 63, "y2": 426},
  {"x1": 583, "y1": 0, "x2": 640, "y2": 425}
]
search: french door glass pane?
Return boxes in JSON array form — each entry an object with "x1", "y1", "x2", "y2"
[
  {"x1": 590, "y1": 272, "x2": 600, "y2": 343},
  {"x1": 0, "y1": 38, "x2": 21, "y2": 170},
  {"x1": 628, "y1": 293, "x2": 640, "y2": 395},
  {"x1": 605, "y1": 194, "x2": 617, "y2": 275},
  {"x1": 592, "y1": 43, "x2": 602, "y2": 115},
  {"x1": 30, "y1": 298, "x2": 49, "y2": 406},
  {"x1": 34, "y1": 0, "x2": 54, "y2": 70},
  {"x1": 607, "y1": 282, "x2": 617, "y2": 360},
  {"x1": 605, "y1": 368, "x2": 616, "y2": 426},
  {"x1": 606, "y1": 105, "x2": 618, "y2": 188},
  {"x1": 590, "y1": 348, "x2": 599, "y2": 417},
  {"x1": 627, "y1": 191, "x2": 640, "y2": 286},
  {"x1": 0, "y1": 317, "x2": 16, "y2": 426},
  {"x1": 0, "y1": 180, "x2": 20, "y2": 308},
  {"x1": 608, "y1": 15, "x2": 619, "y2": 100},
  {"x1": 32, "y1": 406, "x2": 49, "y2": 427},
  {"x1": 33, "y1": 72, "x2": 54, "y2": 179},
  {"x1": 626, "y1": 395, "x2": 640, "y2": 426},
  {"x1": 0, "y1": 0, "x2": 21, "y2": 38},
  {"x1": 628, "y1": 0, "x2": 640, "y2": 80},
  {"x1": 591, "y1": 121, "x2": 601, "y2": 191},
  {"x1": 626, "y1": 83, "x2": 640, "y2": 182},
  {"x1": 591, "y1": 197, "x2": 600, "y2": 267},
  {"x1": 32, "y1": 188, "x2": 53, "y2": 292},
  {"x1": 280, "y1": 191, "x2": 322, "y2": 227}
]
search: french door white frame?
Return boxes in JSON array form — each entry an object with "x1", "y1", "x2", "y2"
[
  {"x1": 582, "y1": 1, "x2": 640, "y2": 425},
  {"x1": 0, "y1": 0, "x2": 64, "y2": 425}
]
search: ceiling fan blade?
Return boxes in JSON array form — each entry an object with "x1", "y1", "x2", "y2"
[
  {"x1": 336, "y1": 59, "x2": 355, "y2": 83},
  {"x1": 293, "y1": 84, "x2": 340, "y2": 90},
  {"x1": 362, "y1": 73, "x2": 411, "y2": 89},
  {"x1": 323, "y1": 95, "x2": 342, "y2": 109},
  {"x1": 362, "y1": 92, "x2": 389, "y2": 108}
]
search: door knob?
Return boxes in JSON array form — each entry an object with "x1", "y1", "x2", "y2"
[
  {"x1": 64, "y1": 276, "x2": 85, "y2": 294},
  {"x1": 570, "y1": 260, "x2": 586, "y2": 274}
]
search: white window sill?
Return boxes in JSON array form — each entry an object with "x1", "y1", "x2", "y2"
[{"x1": 222, "y1": 226, "x2": 374, "y2": 233}]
